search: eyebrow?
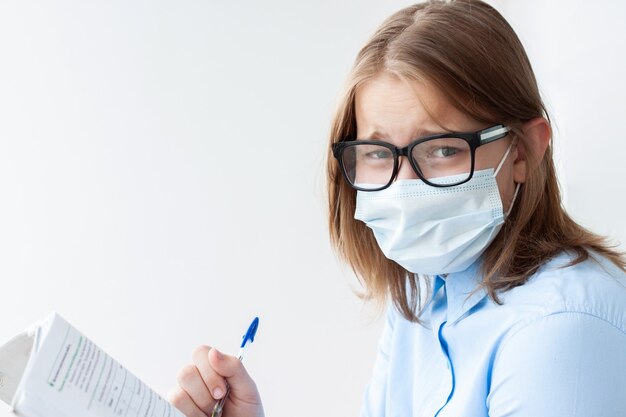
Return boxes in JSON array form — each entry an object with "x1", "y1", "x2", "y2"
[{"x1": 359, "y1": 127, "x2": 447, "y2": 140}]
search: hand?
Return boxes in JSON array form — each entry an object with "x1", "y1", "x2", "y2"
[{"x1": 167, "y1": 345, "x2": 264, "y2": 417}]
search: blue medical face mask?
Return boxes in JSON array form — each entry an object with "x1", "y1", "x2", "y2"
[{"x1": 354, "y1": 141, "x2": 520, "y2": 276}]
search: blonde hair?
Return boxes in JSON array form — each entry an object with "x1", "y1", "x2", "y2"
[{"x1": 327, "y1": 0, "x2": 625, "y2": 322}]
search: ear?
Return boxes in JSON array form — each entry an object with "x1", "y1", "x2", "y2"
[{"x1": 513, "y1": 117, "x2": 551, "y2": 183}]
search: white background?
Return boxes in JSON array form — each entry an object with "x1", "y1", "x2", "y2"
[{"x1": 0, "y1": 1, "x2": 624, "y2": 416}]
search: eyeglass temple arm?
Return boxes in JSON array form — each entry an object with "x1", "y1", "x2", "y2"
[{"x1": 479, "y1": 125, "x2": 510, "y2": 145}]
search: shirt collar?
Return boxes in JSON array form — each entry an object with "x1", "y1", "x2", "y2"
[
  {"x1": 421, "y1": 260, "x2": 488, "y2": 327},
  {"x1": 442, "y1": 259, "x2": 488, "y2": 325}
]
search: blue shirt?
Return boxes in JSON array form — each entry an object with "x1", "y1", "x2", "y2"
[{"x1": 361, "y1": 252, "x2": 626, "y2": 416}]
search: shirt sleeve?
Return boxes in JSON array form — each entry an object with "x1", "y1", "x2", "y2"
[
  {"x1": 487, "y1": 312, "x2": 626, "y2": 417},
  {"x1": 360, "y1": 305, "x2": 397, "y2": 417}
]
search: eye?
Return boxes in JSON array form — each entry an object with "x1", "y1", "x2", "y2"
[
  {"x1": 365, "y1": 149, "x2": 393, "y2": 160},
  {"x1": 411, "y1": 138, "x2": 470, "y2": 165},
  {"x1": 355, "y1": 144, "x2": 394, "y2": 162},
  {"x1": 433, "y1": 146, "x2": 459, "y2": 158}
]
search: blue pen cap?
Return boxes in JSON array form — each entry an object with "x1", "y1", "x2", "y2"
[{"x1": 241, "y1": 317, "x2": 259, "y2": 348}]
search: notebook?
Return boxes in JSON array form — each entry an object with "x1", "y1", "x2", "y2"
[{"x1": 0, "y1": 312, "x2": 184, "y2": 417}]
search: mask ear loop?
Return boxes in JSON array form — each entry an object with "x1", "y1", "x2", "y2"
[
  {"x1": 492, "y1": 136, "x2": 520, "y2": 218},
  {"x1": 493, "y1": 136, "x2": 516, "y2": 177},
  {"x1": 505, "y1": 182, "x2": 521, "y2": 218}
]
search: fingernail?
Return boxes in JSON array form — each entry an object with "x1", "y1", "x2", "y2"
[
  {"x1": 213, "y1": 348, "x2": 223, "y2": 360},
  {"x1": 213, "y1": 387, "x2": 224, "y2": 399}
]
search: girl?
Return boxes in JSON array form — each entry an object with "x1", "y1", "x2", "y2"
[{"x1": 168, "y1": 1, "x2": 626, "y2": 416}]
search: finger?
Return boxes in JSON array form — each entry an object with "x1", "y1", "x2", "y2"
[
  {"x1": 207, "y1": 348, "x2": 259, "y2": 401},
  {"x1": 167, "y1": 385, "x2": 208, "y2": 417},
  {"x1": 175, "y1": 364, "x2": 215, "y2": 415},
  {"x1": 192, "y1": 345, "x2": 228, "y2": 400}
]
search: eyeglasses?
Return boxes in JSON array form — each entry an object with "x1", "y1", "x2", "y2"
[{"x1": 332, "y1": 124, "x2": 510, "y2": 191}]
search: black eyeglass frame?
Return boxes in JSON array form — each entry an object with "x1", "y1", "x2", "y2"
[{"x1": 332, "y1": 124, "x2": 511, "y2": 191}]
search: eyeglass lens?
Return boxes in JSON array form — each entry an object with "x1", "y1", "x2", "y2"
[{"x1": 341, "y1": 137, "x2": 472, "y2": 189}]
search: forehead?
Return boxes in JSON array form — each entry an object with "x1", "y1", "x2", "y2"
[{"x1": 354, "y1": 73, "x2": 481, "y2": 140}]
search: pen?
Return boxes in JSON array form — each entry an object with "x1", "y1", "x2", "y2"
[{"x1": 211, "y1": 317, "x2": 259, "y2": 417}]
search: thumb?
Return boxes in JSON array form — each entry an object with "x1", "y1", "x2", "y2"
[{"x1": 208, "y1": 347, "x2": 259, "y2": 401}]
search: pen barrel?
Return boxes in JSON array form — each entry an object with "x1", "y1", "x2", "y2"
[
  {"x1": 211, "y1": 351, "x2": 244, "y2": 417},
  {"x1": 212, "y1": 315, "x2": 257, "y2": 417},
  {"x1": 211, "y1": 386, "x2": 231, "y2": 417}
]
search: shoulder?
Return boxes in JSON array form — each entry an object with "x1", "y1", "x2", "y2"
[
  {"x1": 486, "y1": 252, "x2": 626, "y2": 416},
  {"x1": 497, "y1": 250, "x2": 626, "y2": 333},
  {"x1": 487, "y1": 310, "x2": 626, "y2": 416}
]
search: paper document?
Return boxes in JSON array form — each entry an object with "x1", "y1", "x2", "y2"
[{"x1": 0, "y1": 312, "x2": 184, "y2": 417}]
